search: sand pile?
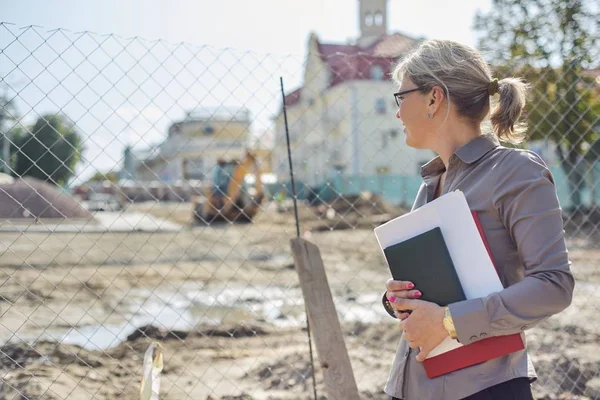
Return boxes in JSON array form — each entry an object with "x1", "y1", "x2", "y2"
[
  {"x1": 324, "y1": 192, "x2": 400, "y2": 216},
  {"x1": 311, "y1": 192, "x2": 407, "y2": 231},
  {"x1": 0, "y1": 177, "x2": 91, "y2": 219}
]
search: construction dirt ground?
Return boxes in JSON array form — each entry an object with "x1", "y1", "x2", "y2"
[{"x1": 0, "y1": 201, "x2": 599, "y2": 400}]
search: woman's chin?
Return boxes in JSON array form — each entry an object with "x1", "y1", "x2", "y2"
[
  {"x1": 405, "y1": 134, "x2": 419, "y2": 149},
  {"x1": 404, "y1": 132, "x2": 428, "y2": 149}
]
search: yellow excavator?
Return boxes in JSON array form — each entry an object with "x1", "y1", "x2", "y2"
[{"x1": 192, "y1": 152, "x2": 265, "y2": 224}]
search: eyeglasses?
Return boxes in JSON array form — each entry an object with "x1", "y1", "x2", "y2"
[{"x1": 393, "y1": 87, "x2": 423, "y2": 106}]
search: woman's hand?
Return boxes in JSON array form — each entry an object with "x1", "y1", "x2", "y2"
[
  {"x1": 392, "y1": 297, "x2": 449, "y2": 362},
  {"x1": 385, "y1": 279, "x2": 422, "y2": 320}
]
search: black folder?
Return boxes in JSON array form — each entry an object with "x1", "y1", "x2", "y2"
[{"x1": 383, "y1": 227, "x2": 466, "y2": 306}]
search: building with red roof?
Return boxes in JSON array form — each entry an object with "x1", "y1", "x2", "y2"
[{"x1": 273, "y1": 0, "x2": 434, "y2": 190}]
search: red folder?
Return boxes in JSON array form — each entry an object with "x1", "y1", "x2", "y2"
[{"x1": 422, "y1": 211, "x2": 525, "y2": 379}]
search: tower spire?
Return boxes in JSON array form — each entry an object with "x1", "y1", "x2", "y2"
[{"x1": 358, "y1": 0, "x2": 388, "y2": 46}]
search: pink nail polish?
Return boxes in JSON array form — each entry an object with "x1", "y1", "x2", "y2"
[
  {"x1": 413, "y1": 291, "x2": 421, "y2": 298},
  {"x1": 408, "y1": 283, "x2": 415, "y2": 289},
  {"x1": 389, "y1": 296, "x2": 396, "y2": 303}
]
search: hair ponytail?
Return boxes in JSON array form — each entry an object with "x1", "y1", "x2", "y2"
[{"x1": 490, "y1": 78, "x2": 530, "y2": 144}]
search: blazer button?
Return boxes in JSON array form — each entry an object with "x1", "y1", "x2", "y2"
[
  {"x1": 480, "y1": 333, "x2": 488, "y2": 338},
  {"x1": 470, "y1": 335, "x2": 478, "y2": 342},
  {"x1": 521, "y1": 326, "x2": 527, "y2": 331}
]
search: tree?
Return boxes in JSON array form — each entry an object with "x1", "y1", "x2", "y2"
[
  {"x1": 475, "y1": 0, "x2": 600, "y2": 211},
  {"x1": 14, "y1": 115, "x2": 83, "y2": 186},
  {"x1": 88, "y1": 171, "x2": 119, "y2": 183}
]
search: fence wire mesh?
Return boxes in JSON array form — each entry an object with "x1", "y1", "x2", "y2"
[{"x1": 0, "y1": 21, "x2": 599, "y2": 400}]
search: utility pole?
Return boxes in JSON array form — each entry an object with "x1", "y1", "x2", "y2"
[
  {"x1": 1, "y1": 78, "x2": 27, "y2": 174},
  {"x1": 350, "y1": 85, "x2": 360, "y2": 176},
  {"x1": 2, "y1": 130, "x2": 10, "y2": 174},
  {"x1": 1, "y1": 86, "x2": 9, "y2": 173}
]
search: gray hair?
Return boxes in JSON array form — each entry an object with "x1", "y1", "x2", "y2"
[{"x1": 392, "y1": 39, "x2": 529, "y2": 143}]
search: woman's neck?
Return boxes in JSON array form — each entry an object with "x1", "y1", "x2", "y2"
[{"x1": 431, "y1": 120, "x2": 482, "y2": 169}]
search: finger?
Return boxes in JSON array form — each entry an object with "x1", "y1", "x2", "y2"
[
  {"x1": 390, "y1": 303, "x2": 414, "y2": 314},
  {"x1": 392, "y1": 298, "x2": 422, "y2": 311},
  {"x1": 390, "y1": 304, "x2": 412, "y2": 314},
  {"x1": 407, "y1": 340, "x2": 420, "y2": 350},
  {"x1": 392, "y1": 305, "x2": 412, "y2": 319},
  {"x1": 394, "y1": 311, "x2": 410, "y2": 320},
  {"x1": 386, "y1": 279, "x2": 415, "y2": 291},
  {"x1": 387, "y1": 290, "x2": 422, "y2": 299}
]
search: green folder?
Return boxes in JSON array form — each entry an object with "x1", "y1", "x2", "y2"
[{"x1": 383, "y1": 227, "x2": 466, "y2": 306}]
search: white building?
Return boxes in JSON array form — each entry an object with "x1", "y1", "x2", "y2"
[
  {"x1": 132, "y1": 108, "x2": 271, "y2": 183},
  {"x1": 273, "y1": 0, "x2": 435, "y2": 187}
]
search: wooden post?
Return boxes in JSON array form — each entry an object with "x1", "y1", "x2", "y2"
[{"x1": 290, "y1": 237, "x2": 360, "y2": 400}]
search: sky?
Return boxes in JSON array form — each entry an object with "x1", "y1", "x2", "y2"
[
  {"x1": 0, "y1": 0, "x2": 492, "y2": 183},
  {"x1": 0, "y1": 0, "x2": 491, "y2": 53}
]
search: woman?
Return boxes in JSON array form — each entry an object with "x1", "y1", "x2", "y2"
[{"x1": 382, "y1": 39, "x2": 574, "y2": 400}]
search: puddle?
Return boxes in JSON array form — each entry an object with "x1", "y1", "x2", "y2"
[
  {"x1": 3, "y1": 283, "x2": 389, "y2": 351},
  {"x1": 247, "y1": 251, "x2": 294, "y2": 270},
  {"x1": 30, "y1": 281, "x2": 597, "y2": 351},
  {"x1": 4, "y1": 275, "x2": 598, "y2": 352}
]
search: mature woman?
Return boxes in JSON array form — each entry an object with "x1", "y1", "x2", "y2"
[{"x1": 383, "y1": 39, "x2": 574, "y2": 400}]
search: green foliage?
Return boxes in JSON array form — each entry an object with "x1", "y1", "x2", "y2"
[
  {"x1": 14, "y1": 114, "x2": 83, "y2": 186},
  {"x1": 475, "y1": 0, "x2": 600, "y2": 209},
  {"x1": 88, "y1": 171, "x2": 119, "y2": 183}
]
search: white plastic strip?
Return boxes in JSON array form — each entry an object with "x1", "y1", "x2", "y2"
[{"x1": 140, "y1": 342, "x2": 164, "y2": 400}]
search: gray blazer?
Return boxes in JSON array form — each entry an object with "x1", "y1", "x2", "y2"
[{"x1": 383, "y1": 134, "x2": 574, "y2": 400}]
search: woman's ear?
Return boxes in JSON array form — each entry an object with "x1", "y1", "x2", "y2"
[{"x1": 427, "y1": 85, "x2": 446, "y2": 117}]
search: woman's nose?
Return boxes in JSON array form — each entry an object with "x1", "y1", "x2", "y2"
[{"x1": 395, "y1": 108, "x2": 401, "y2": 119}]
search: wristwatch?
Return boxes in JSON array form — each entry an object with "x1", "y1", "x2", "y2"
[{"x1": 443, "y1": 306, "x2": 457, "y2": 340}]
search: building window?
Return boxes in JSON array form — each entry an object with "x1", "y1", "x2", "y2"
[
  {"x1": 186, "y1": 158, "x2": 205, "y2": 180},
  {"x1": 204, "y1": 125, "x2": 214, "y2": 135},
  {"x1": 365, "y1": 13, "x2": 373, "y2": 27},
  {"x1": 371, "y1": 65, "x2": 384, "y2": 80},
  {"x1": 375, "y1": 98, "x2": 386, "y2": 114},
  {"x1": 374, "y1": 12, "x2": 383, "y2": 26}
]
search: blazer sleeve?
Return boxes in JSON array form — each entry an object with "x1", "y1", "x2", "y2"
[{"x1": 448, "y1": 150, "x2": 575, "y2": 344}]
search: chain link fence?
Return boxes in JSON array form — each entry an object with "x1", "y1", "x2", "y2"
[{"x1": 0, "y1": 22, "x2": 599, "y2": 400}]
